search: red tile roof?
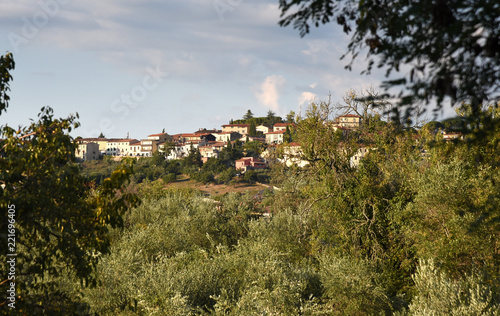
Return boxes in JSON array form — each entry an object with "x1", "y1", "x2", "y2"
[{"x1": 148, "y1": 132, "x2": 169, "y2": 137}]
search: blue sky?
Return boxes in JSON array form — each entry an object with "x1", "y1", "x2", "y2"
[{"x1": 0, "y1": 0, "x2": 454, "y2": 139}]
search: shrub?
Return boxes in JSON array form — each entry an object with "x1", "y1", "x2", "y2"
[{"x1": 162, "y1": 173, "x2": 176, "y2": 184}]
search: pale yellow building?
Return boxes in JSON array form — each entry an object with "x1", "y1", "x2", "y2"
[{"x1": 76, "y1": 142, "x2": 99, "y2": 161}]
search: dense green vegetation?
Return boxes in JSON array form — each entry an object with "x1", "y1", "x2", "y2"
[{"x1": 39, "y1": 99, "x2": 499, "y2": 315}]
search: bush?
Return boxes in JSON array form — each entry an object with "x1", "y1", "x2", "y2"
[
  {"x1": 407, "y1": 259, "x2": 500, "y2": 316},
  {"x1": 218, "y1": 168, "x2": 236, "y2": 184},
  {"x1": 162, "y1": 173, "x2": 176, "y2": 184},
  {"x1": 192, "y1": 171, "x2": 215, "y2": 184},
  {"x1": 243, "y1": 170, "x2": 257, "y2": 182}
]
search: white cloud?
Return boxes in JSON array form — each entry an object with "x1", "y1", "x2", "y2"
[
  {"x1": 254, "y1": 75, "x2": 286, "y2": 113},
  {"x1": 298, "y1": 92, "x2": 316, "y2": 106}
]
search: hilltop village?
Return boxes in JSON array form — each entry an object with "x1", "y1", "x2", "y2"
[{"x1": 76, "y1": 112, "x2": 464, "y2": 172}]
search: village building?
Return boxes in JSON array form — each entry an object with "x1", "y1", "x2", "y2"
[
  {"x1": 332, "y1": 114, "x2": 362, "y2": 129},
  {"x1": 265, "y1": 130, "x2": 285, "y2": 144},
  {"x1": 235, "y1": 157, "x2": 266, "y2": 172},
  {"x1": 76, "y1": 142, "x2": 100, "y2": 161},
  {"x1": 215, "y1": 132, "x2": 242, "y2": 142},
  {"x1": 140, "y1": 132, "x2": 172, "y2": 157},
  {"x1": 221, "y1": 124, "x2": 250, "y2": 135},
  {"x1": 106, "y1": 139, "x2": 140, "y2": 156},
  {"x1": 256, "y1": 125, "x2": 271, "y2": 134},
  {"x1": 273, "y1": 122, "x2": 295, "y2": 132},
  {"x1": 77, "y1": 138, "x2": 108, "y2": 156}
]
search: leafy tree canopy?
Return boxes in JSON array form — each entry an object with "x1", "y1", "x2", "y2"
[
  {"x1": 278, "y1": 0, "x2": 500, "y2": 116},
  {"x1": 0, "y1": 53, "x2": 14, "y2": 115},
  {"x1": 0, "y1": 54, "x2": 139, "y2": 312}
]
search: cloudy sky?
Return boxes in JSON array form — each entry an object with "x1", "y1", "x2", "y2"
[{"x1": 0, "y1": 0, "x2": 452, "y2": 139}]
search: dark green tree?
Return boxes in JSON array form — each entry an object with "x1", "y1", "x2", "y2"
[
  {"x1": 244, "y1": 141, "x2": 265, "y2": 158},
  {"x1": 183, "y1": 145, "x2": 203, "y2": 169},
  {"x1": 265, "y1": 110, "x2": 279, "y2": 127},
  {"x1": 98, "y1": 132, "x2": 105, "y2": 138},
  {"x1": 248, "y1": 120, "x2": 258, "y2": 137},
  {"x1": 278, "y1": 0, "x2": 500, "y2": 116},
  {"x1": 243, "y1": 109, "x2": 254, "y2": 120}
]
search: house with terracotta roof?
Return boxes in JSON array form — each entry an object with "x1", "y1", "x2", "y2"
[
  {"x1": 128, "y1": 140, "x2": 142, "y2": 156},
  {"x1": 215, "y1": 131, "x2": 242, "y2": 142},
  {"x1": 273, "y1": 122, "x2": 295, "y2": 132},
  {"x1": 140, "y1": 132, "x2": 172, "y2": 156},
  {"x1": 256, "y1": 125, "x2": 270, "y2": 134},
  {"x1": 199, "y1": 141, "x2": 226, "y2": 162},
  {"x1": 222, "y1": 124, "x2": 250, "y2": 135},
  {"x1": 265, "y1": 130, "x2": 286, "y2": 144},
  {"x1": 235, "y1": 157, "x2": 266, "y2": 172}
]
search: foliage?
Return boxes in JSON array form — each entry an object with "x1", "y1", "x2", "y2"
[
  {"x1": 233, "y1": 114, "x2": 283, "y2": 128},
  {"x1": 243, "y1": 109, "x2": 254, "y2": 120},
  {"x1": 407, "y1": 259, "x2": 500, "y2": 315},
  {"x1": 243, "y1": 140, "x2": 264, "y2": 158},
  {"x1": 0, "y1": 54, "x2": 139, "y2": 312},
  {"x1": 0, "y1": 108, "x2": 138, "y2": 311},
  {"x1": 422, "y1": 120, "x2": 444, "y2": 134},
  {"x1": 0, "y1": 52, "x2": 15, "y2": 115},
  {"x1": 248, "y1": 119, "x2": 257, "y2": 136},
  {"x1": 278, "y1": 0, "x2": 500, "y2": 116}
]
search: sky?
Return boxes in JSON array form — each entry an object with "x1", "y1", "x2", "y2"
[{"x1": 0, "y1": 0, "x2": 454, "y2": 139}]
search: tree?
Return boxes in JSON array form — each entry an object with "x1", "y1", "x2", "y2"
[
  {"x1": 243, "y1": 109, "x2": 254, "y2": 120},
  {"x1": 183, "y1": 145, "x2": 203, "y2": 169},
  {"x1": 0, "y1": 54, "x2": 139, "y2": 312},
  {"x1": 244, "y1": 141, "x2": 265, "y2": 158},
  {"x1": 0, "y1": 53, "x2": 14, "y2": 115},
  {"x1": 98, "y1": 132, "x2": 105, "y2": 138},
  {"x1": 248, "y1": 120, "x2": 257, "y2": 137},
  {"x1": 278, "y1": 0, "x2": 500, "y2": 116},
  {"x1": 286, "y1": 110, "x2": 296, "y2": 124},
  {"x1": 283, "y1": 125, "x2": 293, "y2": 143},
  {"x1": 265, "y1": 110, "x2": 279, "y2": 127}
]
